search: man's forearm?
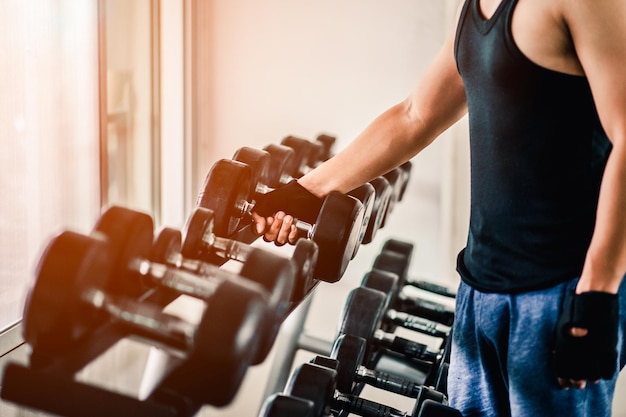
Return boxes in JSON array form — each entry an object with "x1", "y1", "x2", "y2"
[{"x1": 578, "y1": 141, "x2": 626, "y2": 294}]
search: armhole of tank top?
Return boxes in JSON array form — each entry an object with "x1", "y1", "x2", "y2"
[{"x1": 454, "y1": 0, "x2": 473, "y2": 74}]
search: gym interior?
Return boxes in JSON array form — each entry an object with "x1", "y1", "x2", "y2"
[{"x1": 0, "y1": 1, "x2": 624, "y2": 416}]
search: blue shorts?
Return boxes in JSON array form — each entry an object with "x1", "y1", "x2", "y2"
[{"x1": 448, "y1": 277, "x2": 626, "y2": 417}]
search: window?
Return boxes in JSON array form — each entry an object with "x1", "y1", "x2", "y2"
[{"x1": 0, "y1": 1, "x2": 100, "y2": 332}]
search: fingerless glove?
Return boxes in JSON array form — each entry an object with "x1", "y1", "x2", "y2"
[
  {"x1": 553, "y1": 290, "x2": 619, "y2": 381},
  {"x1": 253, "y1": 181, "x2": 323, "y2": 225}
]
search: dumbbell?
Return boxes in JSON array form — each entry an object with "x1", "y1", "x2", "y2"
[
  {"x1": 259, "y1": 394, "x2": 316, "y2": 417},
  {"x1": 362, "y1": 269, "x2": 455, "y2": 327},
  {"x1": 284, "y1": 362, "x2": 462, "y2": 417},
  {"x1": 315, "y1": 134, "x2": 336, "y2": 162},
  {"x1": 373, "y1": 248, "x2": 457, "y2": 299},
  {"x1": 280, "y1": 135, "x2": 325, "y2": 177},
  {"x1": 93, "y1": 205, "x2": 294, "y2": 363},
  {"x1": 197, "y1": 159, "x2": 364, "y2": 282},
  {"x1": 149, "y1": 224, "x2": 296, "y2": 363},
  {"x1": 330, "y1": 333, "x2": 447, "y2": 403},
  {"x1": 22, "y1": 230, "x2": 266, "y2": 406},
  {"x1": 337, "y1": 286, "x2": 443, "y2": 368},
  {"x1": 180, "y1": 206, "x2": 317, "y2": 302},
  {"x1": 234, "y1": 146, "x2": 382, "y2": 251}
]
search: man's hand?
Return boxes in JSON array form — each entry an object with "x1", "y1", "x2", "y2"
[
  {"x1": 251, "y1": 181, "x2": 323, "y2": 246},
  {"x1": 553, "y1": 290, "x2": 619, "y2": 389}
]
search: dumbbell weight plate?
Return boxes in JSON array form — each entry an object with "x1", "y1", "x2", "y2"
[
  {"x1": 263, "y1": 144, "x2": 297, "y2": 188},
  {"x1": 259, "y1": 394, "x2": 316, "y2": 417},
  {"x1": 197, "y1": 159, "x2": 254, "y2": 237},
  {"x1": 382, "y1": 238, "x2": 414, "y2": 260},
  {"x1": 181, "y1": 206, "x2": 213, "y2": 260},
  {"x1": 347, "y1": 183, "x2": 375, "y2": 258},
  {"x1": 150, "y1": 227, "x2": 182, "y2": 264},
  {"x1": 309, "y1": 192, "x2": 364, "y2": 282},
  {"x1": 290, "y1": 238, "x2": 319, "y2": 302},
  {"x1": 239, "y1": 248, "x2": 295, "y2": 363},
  {"x1": 281, "y1": 136, "x2": 313, "y2": 177},
  {"x1": 416, "y1": 399, "x2": 462, "y2": 417},
  {"x1": 336, "y1": 286, "x2": 386, "y2": 360},
  {"x1": 93, "y1": 205, "x2": 154, "y2": 297},
  {"x1": 361, "y1": 269, "x2": 400, "y2": 310},
  {"x1": 330, "y1": 334, "x2": 367, "y2": 393},
  {"x1": 364, "y1": 177, "x2": 393, "y2": 244},
  {"x1": 381, "y1": 167, "x2": 403, "y2": 226},
  {"x1": 22, "y1": 231, "x2": 112, "y2": 353},
  {"x1": 398, "y1": 161, "x2": 413, "y2": 201},
  {"x1": 233, "y1": 146, "x2": 272, "y2": 189},
  {"x1": 155, "y1": 278, "x2": 268, "y2": 407},
  {"x1": 315, "y1": 134, "x2": 336, "y2": 161},
  {"x1": 372, "y1": 250, "x2": 411, "y2": 288},
  {"x1": 284, "y1": 363, "x2": 337, "y2": 417}
]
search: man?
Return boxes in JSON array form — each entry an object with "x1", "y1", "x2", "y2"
[{"x1": 252, "y1": 0, "x2": 626, "y2": 415}]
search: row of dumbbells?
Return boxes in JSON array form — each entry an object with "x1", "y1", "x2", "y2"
[
  {"x1": 18, "y1": 134, "x2": 412, "y2": 410},
  {"x1": 258, "y1": 238, "x2": 460, "y2": 416}
]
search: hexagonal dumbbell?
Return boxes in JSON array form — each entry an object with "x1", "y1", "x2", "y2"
[
  {"x1": 148, "y1": 223, "x2": 296, "y2": 363},
  {"x1": 362, "y1": 268, "x2": 455, "y2": 327},
  {"x1": 180, "y1": 206, "x2": 317, "y2": 302},
  {"x1": 330, "y1": 333, "x2": 447, "y2": 402},
  {"x1": 233, "y1": 145, "x2": 380, "y2": 254},
  {"x1": 197, "y1": 158, "x2": 365, "y2": 282},
  {"x1": 280, "y1": 135, "x2": 325, "y2": 177},
  {"x1": 373, "y1": 244, "x2": 457, "y2": 299},
  {"x1": 284, "y1": 362, "x2": 462, "y2": 417},
  {"x1": 336, "y1": 286, "x2": 444, "y2": 370},
  {"x1": 258, "y1": 394, "x2": 316, "y2": 417},
  {"x1": 22, "y1": 229, "x2": 267, "y2": 407}
]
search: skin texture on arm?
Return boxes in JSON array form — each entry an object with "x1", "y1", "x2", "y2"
[
  {"x1": 566, "y1": 0, "x2": 626, "y2": 295},
  {"x1": 252, "y1": 31, "x2": 468, "y2": 243}
]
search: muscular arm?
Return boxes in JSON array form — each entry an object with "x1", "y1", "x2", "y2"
[
  {"x1": 253, "y1": 31, "x2": 467, "y2": 242},
  {"x1": 565, "y1": 0, "x2": 626, "y2": 293},
  {"x1": 299, "y1": 32, "x2": 468, "y2": 197}
]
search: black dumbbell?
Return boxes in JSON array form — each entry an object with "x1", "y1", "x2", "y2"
[
  {"x1": 337, "y1": 286, "x2": 443, "y2": 367},
  {"x1": 197, "y1": 159, "x2": 365, "y2": 282},
  {"x1": 362, "y1": 269, "x2": 455, "y2": 327},
  {"x1": 280, "y1": 135, "x2": 325, "y2": 177},
  {"x1": 234, "y1": 146, "x2": 378, "y2": 254},
  {"x1": 259, "y1": 393, "x2": 316, "y2": 417},
  {"x1": 330, "y1": 333, "x2": 447, "y2": 403},
  {"x1": 373, "y1": 248, "x2": 457, "y2": 299},
  {"x1": 285, "y1": 362, "x2": 462, "y2": 417},
  {"x1": 315, "y1": 134, "x2": 336, "y2": 162},
  {"x1": 180, "y1": 206, "x2": 318, "y2": 302},
  {"x1": 95, "y1": 206, "x2": 294, "y2": 364},
  {"x1": 22, "y1": 230, "x2": 266, "y2": 407},
  {"x1": 149, "y1": 224, "x2": 296, "y2": 363},
  {"x1": 262, "y1": 144, "x2": 299, "y2": 188}
]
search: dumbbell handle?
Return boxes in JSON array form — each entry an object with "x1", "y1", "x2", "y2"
[
  {"x1": 333, "y1": 393, "x2": 408, "y2": 417},
  {"x1": 356, "y1": 367, "x2": 422, "y2": 398},
  {"x1": 407, "y1": 280, "x2": 457, "y2": 299},
  {"x1": 395, "y1": 294, "x2": 455, "y2": 327},
  {"x1": 130, "y1": 258, "x2": 234, "y2": 302},
  {"x1": 84, "y1": 289, "x2": 193, "y2": 355},
  {"x1": 373, "y1": 329, "x2": 439, "y2": 363},
  {"x1": 386, "y1": 309, "x2": 449, "y2": 340},
  {"x1": 239, "y1": 200, "x2": 315, "y2": 239},
  {"x1": 202, "y1": 232, "x2": 255, "y2": 262}
]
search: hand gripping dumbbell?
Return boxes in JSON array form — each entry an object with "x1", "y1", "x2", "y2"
[
  {"x1": 180, "y1": 206, "x2": 317, "y2": 302},
  {"x1": 233, "y1": 145, "x2": 378, "y2": 254},
  {"x1": 330, "y1": 333, "x2": 447, "y2": 403},
  {"x1": 148, "y1": 224, "x2": 295, "y2": 363},
  {"x1": 284, "y1": 362, "x2": 462, "y2": 417},
  {"x1": 22, "y1": 230, "x2": 267, "y2": 407},
  {"x1": 373, "y1": 247, "x2": 457, "y2": 299},
  {"x1": 336, "y1": 286, "x2": 443, "y2": 370},
  {"x1": 362, "y1": 268, "x2": 455, "y2": 327},
  {"x1": 197, "y1": 158, "x2": 365, "y2": 282}
]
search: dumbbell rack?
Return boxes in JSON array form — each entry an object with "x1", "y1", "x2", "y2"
[{"x1": 1, "y1": 224, "x2": 318, "y2": 417}]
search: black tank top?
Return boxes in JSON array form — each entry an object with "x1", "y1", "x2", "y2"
[{"x1": 454, "y1": 0, "x2": 612, "y2": 293}]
